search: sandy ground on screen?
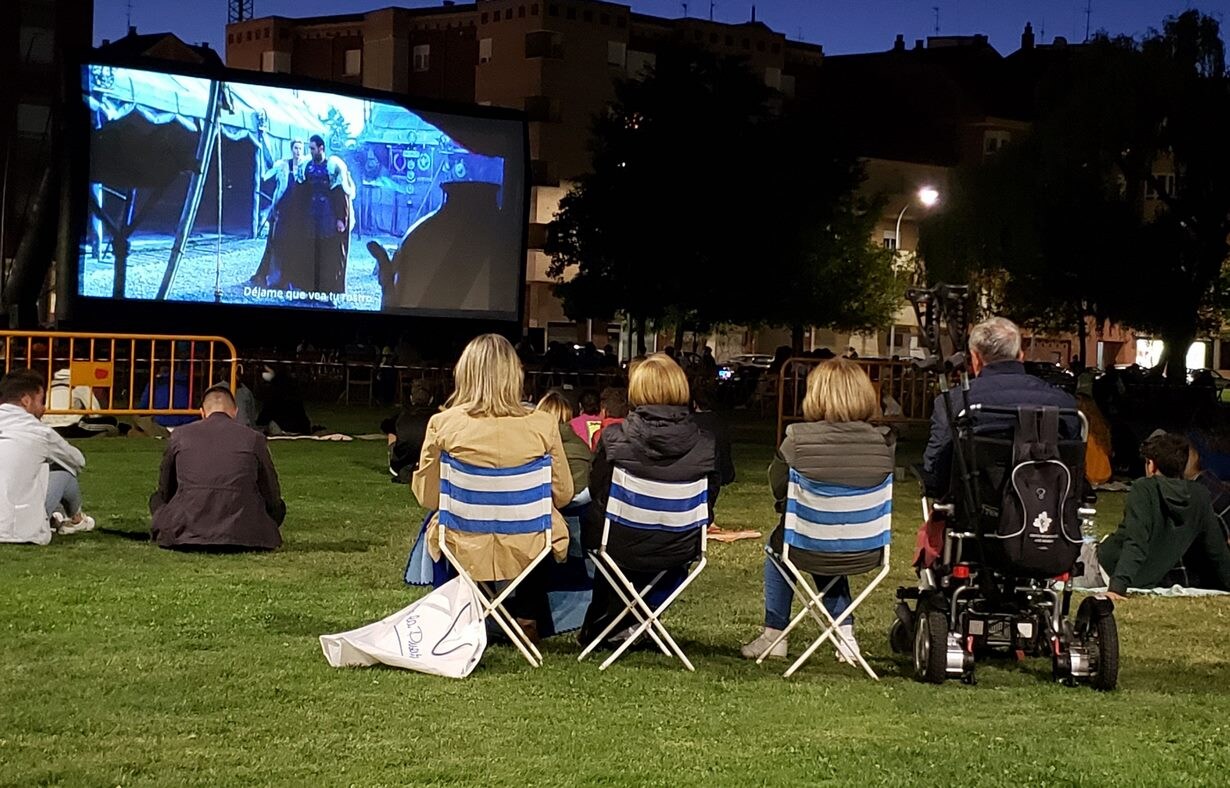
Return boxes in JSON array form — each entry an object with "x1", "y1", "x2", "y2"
[{"x1": 79, "y1": 234, "x2": 401, "y2": 311}]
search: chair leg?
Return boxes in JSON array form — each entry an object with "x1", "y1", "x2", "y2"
[
  {"x1": 578, "y1": 557, "x2": 669, "y2": 662},
  {"x1": 599, "y1": 555, "x2": 705, "y2": 671}
]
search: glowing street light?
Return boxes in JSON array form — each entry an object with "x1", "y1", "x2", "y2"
[{"x1": 889, "y1": 186, "x2": 941, "y2": 355}]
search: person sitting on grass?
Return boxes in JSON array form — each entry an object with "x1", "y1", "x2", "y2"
[
  {"x1": 536, "y1": 390, "x2": 593, "y2": 504},
  {"x1": 1098, "y1": 432, "x2": 1230, "y2": 598},
  {"x1": 150, "y1": 385, "x2": 286, "y2": 551},
  {"x1": 380, "y1": 379, "x2": 434, "y2": 484},
  {"x1": 0, "y1": 369, "x2": 94, "y2": 544},
  {"x1": 588, "y1": 386, "x2": 629, "y2": 450}
]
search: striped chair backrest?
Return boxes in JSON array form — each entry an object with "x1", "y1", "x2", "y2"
[
  {"x1": 438, "y1": 452, "x2": 553, "y2": 535},
  {"x1": 784, "y1": 469, "x2": 892, "y2": 553},
  {"x1": 605, "y1": 467, "x2": 709, "y2": 532}
]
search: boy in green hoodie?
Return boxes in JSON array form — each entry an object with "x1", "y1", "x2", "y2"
[{"x1": 1098, "y1": 432, "x2": 1230, "y2": 599}]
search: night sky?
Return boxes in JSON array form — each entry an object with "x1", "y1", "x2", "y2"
[{"x1": 95, "y1": 0, "x2": 1227, "y2": 55}]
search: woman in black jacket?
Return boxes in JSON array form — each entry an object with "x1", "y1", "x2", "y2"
[
  {"x1": 580, "y1": 353, "x2": 719, "y2": 644},
  {"x1": 741, "y1": 358, "x2": 895, "y2": 662}
]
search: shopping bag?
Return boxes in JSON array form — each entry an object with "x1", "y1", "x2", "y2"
[{"x1": 320, "y1": 577, "x2": 487, "y2": 678}]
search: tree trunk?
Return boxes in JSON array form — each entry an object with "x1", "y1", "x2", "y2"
[
  {"x1": 1076, "y1": 309, "x2": 1088, "y2": 368},
  {"x1": 791, "y1": 323, "x2": 805, "y2": 354},
  {"x1": 673, "y1": 322, "x2": 685, "y2": 353},
  {"x1": 1161, "y1": 327, "x2": 1196, "y2": 385},
  {"x1": 635, "y1": 315, "x2": 647, "y2": 356}
]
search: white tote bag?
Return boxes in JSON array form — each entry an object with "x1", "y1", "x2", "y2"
[{"x1": 320, "y1": 577, "x2": 487, "y2": 678}]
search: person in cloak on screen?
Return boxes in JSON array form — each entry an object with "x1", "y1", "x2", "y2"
[
  {"x1": 295, "y1": 134, "x2": 355, "y2": 295},
  {"x1": 249, "y1": 133, "x2": 305, "y2": 289}
]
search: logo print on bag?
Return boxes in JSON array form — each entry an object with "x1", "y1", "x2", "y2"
[
  {"x1": 1032, "y1": 511, "x2": 1052, "y2": 533},
  {"x1": 1035, "y1": 487, "x2": 1047, "y2": 501}
]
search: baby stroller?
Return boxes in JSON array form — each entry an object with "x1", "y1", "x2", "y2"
[{"x1": 889, "y1": 286, "x2": 1119, "y2": 689}]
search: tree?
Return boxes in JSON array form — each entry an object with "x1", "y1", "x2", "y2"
[
  {"x1": 920, "y1": 10, "x2": 1230, "y2": 380},
  {"x1": 548, "y1": 46, "x2": 900, "y2": 353}
]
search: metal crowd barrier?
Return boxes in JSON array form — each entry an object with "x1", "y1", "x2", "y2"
[
  {"x1": 776, "y1": 357, "x2": 938, "y2": 444},
  {"x1": 0, "y1": 331, "x2": 237, "y2": 415}
]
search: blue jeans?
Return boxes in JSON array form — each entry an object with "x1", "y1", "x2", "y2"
[
  {"x1": 45, "y1": 469, "x2": 83, "y2": 518},
  {"x1": 763, "y1": 557, "x2": 852, "y2": 630}
]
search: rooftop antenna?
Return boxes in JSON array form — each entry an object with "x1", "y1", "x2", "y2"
[
  {"x1": 1039, "y1": 16, "x2": 1045, "y2": 41},
  {"x1": 932, "y1": 6, "x2": 940, "y2": 34},
  {"x1": 681, "y1": 1, "x2": 688, "y2": 17},
  {"x1": 1084, "y1": 0, "x2": 1092, "y2": 42},
  {"x1": 751, "y1": 3, "x2": 756, "y2": 23},
  {"x1": 126, "y1": 0, "x2": 133, "y2": 28},
  {"x1": 228, "y1": 0, "x2": 254, "y2": 24},
  {"x1": 709, "y1": 0, "x2": 716, "y2": 21}
]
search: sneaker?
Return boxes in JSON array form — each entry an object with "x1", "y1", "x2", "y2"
[
  {"x1": 55, "y1": 513, "x2": 95, "y2": 535},
  {"x1": 834, "y1": 624, "x2": 861, "y2": 664},
  {"x1": 741, "y1": 628, "x2": 788, "y2": 660}
]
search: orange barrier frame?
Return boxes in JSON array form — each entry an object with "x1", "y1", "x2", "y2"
[{"x1": 0, "y1": 331, "x2": 237, "y2": 415}]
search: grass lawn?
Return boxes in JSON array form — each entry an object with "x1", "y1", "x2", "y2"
[{"x1": 2, "y1": 410, "x2": 1230, "y2": 785}]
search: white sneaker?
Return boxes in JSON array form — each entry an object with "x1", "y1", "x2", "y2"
[
  {"x1": 55, "y1": 513, "x2": 95, "y2": 535},
  {"x1": 741, "y1": 628, "x2": 788, "y2": 659},
  {"x1": 834, "y1": 624, "x2": 861, "y2": 664}
]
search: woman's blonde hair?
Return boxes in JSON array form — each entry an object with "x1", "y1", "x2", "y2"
[
  {"x1": 802, "y1": 357, "x2": 879, "y2": 423},
  {"x1": 536, "y1": 390, "x2": 573, "y2": 423},
  {"x1": 628, "y1": 353, "x2": 690, "y2": 407},
  {"x1": 443, "y1": 334, "x2": 528, "y2": 418}
]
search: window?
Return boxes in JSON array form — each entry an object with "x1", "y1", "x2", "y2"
[
  {"x1": 616, "y1": 15, "x2": 626, "y2": 28},
  {"x1": 413, "y1": 44, "x2": 430, "y2": 72},
  {"x1": 479, "y1": 37, "x2": 493, "y2": 63},
  {"x1": 771, "y1": 42, "x2": 780, "y2": 53},
  {"x1": 882, "y1": 231, "x2": 898, "y2": 250},
  {"x1": 607, "y1": 40, "x2": 627, "y2": 67},
  {"x1": 263, "y1": 28, "x2": 270, "y2": 39},
  {"x1": 525, "y1": 30, "x2": 564, "y2": 58},
  {"x1": 505, "y1": 8, "x2": 513, "y2": 20},
  {"x1": 343, "y1": 48, "x2": 362, "y2": 76},
  {"x1": 583, "y1": 9, "x2": 593, "y2": 21},
  {"x1": 227, "y1": 33, "x2": 234, "y2": 44},
  {"x1": 600, "y1": 12, "x2": 610, "y2": 24},
  {"x1": 519, "y1": 6, "x2": 526, "y2": 18},
  {"x1": 481, "y1": 11, "x2": 488, "y2": 23},
  {"x1": 531, "y1": 3, "x2": 539, "y2": 15},
  {"x1": 566, "y1": 6, "x2": 576, "y2": 20},
  {"x1": 549, "y1": 4, "x2": 559, "y2": 16},
  {"x1": 245, "y1": 30, "x2": 253, "y2": 41},
  {"x1": 983, "y1": 130, "x2": 1011, "y2": 156}
]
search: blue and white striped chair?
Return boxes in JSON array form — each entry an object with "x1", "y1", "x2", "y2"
[
  {"x1": 437, "y1": 452, "x2": 554, "y2": 667},
  {"x1": 761, "y1": 469, "x2": 893, "y2": 679},
  {"x1": 578, "y1": 467, "x2": 709, "y2": 671}
]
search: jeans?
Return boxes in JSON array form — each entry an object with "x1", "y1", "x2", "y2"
[
  {"x1": 763, "y1": 557, "x2": 852, "y2": 630},
  {"x1": 46, "y1": 469, "x2": 83, "y2": 518}
]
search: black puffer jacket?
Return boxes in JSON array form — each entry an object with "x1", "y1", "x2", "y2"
[
  {"x1": 768, "y1": 420, "x2": 896, "y2": 575},
  {"x1": 583, "y1": 404, "x2": 719, "y2": 570}
]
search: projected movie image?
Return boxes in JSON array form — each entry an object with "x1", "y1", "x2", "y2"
[{"x1": 79, "y1": 64, "x2": 525, "y2": 317}]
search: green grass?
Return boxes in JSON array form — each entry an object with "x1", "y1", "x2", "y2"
[{"x1": 2, "y1": 414, "x2": 1230, "y2": 786}]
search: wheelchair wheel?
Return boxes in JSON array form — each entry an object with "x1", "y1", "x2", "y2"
[
  {"x1": 889, "y1": 618, "x2": 912, "y2": 654},
  {"x1": 914, "y1": 610, "x2": 949, "y2": 684},
  {"x1": 1088, "y1": 606, "x2": 1119, "y2": 692}
]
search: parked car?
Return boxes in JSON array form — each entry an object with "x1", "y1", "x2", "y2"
[
  {"x1": 1023, "y1": 361, "x2": 1076, "y2": 393},
  {"x1": 724, "y1": 353, "x2": 773, "y2": 369}
]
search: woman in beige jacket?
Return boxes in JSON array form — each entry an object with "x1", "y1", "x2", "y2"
[{"x1": 411, "y1": 334, "x2": 573, "y2": 636}]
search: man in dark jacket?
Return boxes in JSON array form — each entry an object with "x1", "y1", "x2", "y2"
[
  {"x1": 921, "y1": 316, "x2": 1077, "y2": 495},
  {"x1": 1099, "y1": 432, "x2": 1230, "y2": 597},
  {"x1": 150, "y1": 385, "x2": 286, "y2": 550},
  {"x1": 380, "y1": 380, "x2": 433, "y2": 483}
]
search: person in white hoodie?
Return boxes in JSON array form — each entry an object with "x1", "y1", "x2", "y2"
[{"x1": 0, "y1": 369, "x2": 93, "y2": 545}]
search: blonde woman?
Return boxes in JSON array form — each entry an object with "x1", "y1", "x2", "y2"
[
  {"x1": 536, "y1": 390, "x2": 593, "y2": 498},
  {"x1": 579, "y1": 353, "x2": 719, "y2": 644},
  {"x1": 741, "y1": 358, "x2": 895, "y2": 661},
  {"x1": 412, "y1": 334, "x2": 574, "y2": 639}
]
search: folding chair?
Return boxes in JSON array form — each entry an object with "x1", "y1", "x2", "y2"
[
  {"x1": 759, "y1": 469, "x2": 893, "y2": 679},
  {"x1": 436, "y1": 452, "x2": 554, "y2": 667},
  {"x1": 578, "y1": 468, "x2": 709, "y2": 671}
]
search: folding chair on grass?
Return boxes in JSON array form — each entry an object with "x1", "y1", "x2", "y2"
[
  {"x1": 578, "y1": 468, "x2": 709, "y2": 671},
  {"x1": 437, "y1": 452, "x2": 553, "y2": 667},
  {"x1": 759, "y1": 469, "x2": 893, "y2": 679}
]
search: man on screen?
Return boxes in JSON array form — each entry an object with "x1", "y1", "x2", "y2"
[
  {"x1": 296, "y1": 134, "x2": 355, "y2": 295},
  {"x1": 249, "y1": 135, "x2": 304, "y2": 288}
]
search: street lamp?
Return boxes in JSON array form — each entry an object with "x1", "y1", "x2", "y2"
[{"x1": 888, "y1": 186, "x2": 940, "y2": 356}]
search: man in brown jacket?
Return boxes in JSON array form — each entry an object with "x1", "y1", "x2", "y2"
[{"x1": 150, "y1": 385, "x2": 286, "y2": 550}]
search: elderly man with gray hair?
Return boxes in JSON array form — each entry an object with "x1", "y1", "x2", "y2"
[{"x1": 921, "y1": 316, "x2": 1077, "y2": 494}]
